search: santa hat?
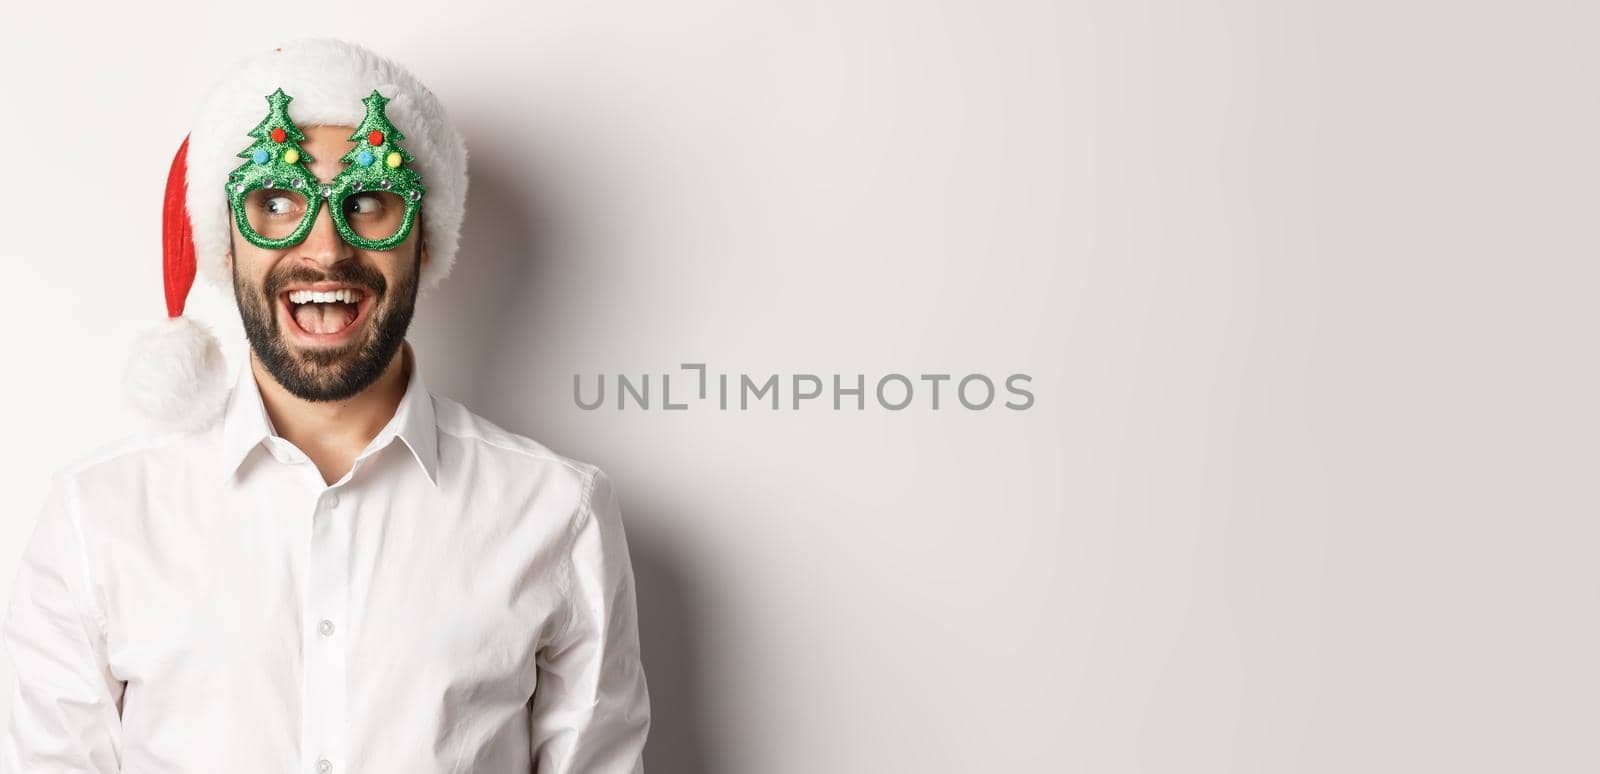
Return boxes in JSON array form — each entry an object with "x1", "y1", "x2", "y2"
[{"x1": 123, "y1": 37, "x2": 470, "y2": 432}]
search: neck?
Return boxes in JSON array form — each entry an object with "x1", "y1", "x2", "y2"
[{"x1": 252, "y1": 341, "x2": 412, "y2": 461}]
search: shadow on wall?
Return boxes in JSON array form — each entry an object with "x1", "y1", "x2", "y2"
[
  {"x1": 632, "y1": 521, "x2": 716, "y2": 774},
  {"x1": 411, "y1": 138, "x2": 716, "y2": 773}
]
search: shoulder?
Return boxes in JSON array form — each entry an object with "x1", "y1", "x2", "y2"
[
  {"x1": 49, "y1": 424, "x2": 219, "y2": 496},
  {"x1": 30, "y1": 426, "x2": 220, "y2": 546},
  {"x1": 429, "y1": 394, "x2": 610, "y2": 503}
]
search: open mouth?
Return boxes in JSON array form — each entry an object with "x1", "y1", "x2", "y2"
[{"x1": 278, "y1": 285, "x2": 375, "y2": 342}]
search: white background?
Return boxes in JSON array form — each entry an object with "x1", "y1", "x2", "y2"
[{"x1": 2, "y1": 1, "x2": 1595, "y2": 772}]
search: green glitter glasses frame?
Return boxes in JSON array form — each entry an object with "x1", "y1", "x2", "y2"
[{"x1": 223, "y1": 88, "x2": 426, "y2": 252}]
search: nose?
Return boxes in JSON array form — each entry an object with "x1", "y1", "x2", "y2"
[{"x1": 293, "y1": 198, "x2": 354, "y2": 270}]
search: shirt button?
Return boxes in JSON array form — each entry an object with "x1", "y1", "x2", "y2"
[
  {"x1": 319, "y1": 619, "x2": 335, "y2": 637},
  {"x1": 316, "y1": 759, "x2": 332, "y2": 774},
  {"x1": 325, "y1": 494, "x2": 340, "y2": 508}
]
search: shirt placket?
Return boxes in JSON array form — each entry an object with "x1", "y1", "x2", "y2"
[{"x1": 303, "y1": 483, "x2": 352, "y2": 774}]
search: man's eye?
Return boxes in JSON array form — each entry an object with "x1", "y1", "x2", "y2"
[
  {"x1": 346, "y1": 194, "x2": 382, "y2": 217},
  {"x1": 253, "y1": 189, "x2": 302, "y2": 217},
  {"x1": 264, "y1": 196, "x2": 297, "y2": 216}
]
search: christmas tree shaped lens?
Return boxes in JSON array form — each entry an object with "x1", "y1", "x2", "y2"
[
  {"x1": 225, "y1": 89, "x2": 322, "y2": 249},
  {"x1": 328, "y1": 90, "x2": 426, "y2": 250}
]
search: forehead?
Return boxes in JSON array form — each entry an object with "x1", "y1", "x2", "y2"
[
  {"x1": 298, "y1": 124, "x2": 359, "y2": 152},
  {"x1": 297, "y1": 125, "x2": 359, "y2": 180}
]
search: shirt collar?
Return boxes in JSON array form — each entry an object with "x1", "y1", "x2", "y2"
[{"x1": 219, "y1": 341, "x2": 439, "y2": 487}]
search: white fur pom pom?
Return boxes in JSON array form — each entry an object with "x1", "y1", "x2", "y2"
[{"x1": 123, "y1": 316, "x2": 230, "y2": 433}]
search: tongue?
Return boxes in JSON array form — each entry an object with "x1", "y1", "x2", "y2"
[{"x1": 294, "y1": 302, "x2": 355, "y2": 334}]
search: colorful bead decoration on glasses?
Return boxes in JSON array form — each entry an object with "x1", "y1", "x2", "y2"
[{"x1": 224, "y1": 88, "x2": 426, "y2": 251}]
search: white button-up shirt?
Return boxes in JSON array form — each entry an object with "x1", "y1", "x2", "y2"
[{"x1": 0, "y1": 342, "x2": 651, "y2": 772}]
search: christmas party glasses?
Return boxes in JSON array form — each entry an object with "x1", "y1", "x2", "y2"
[{"x1": 225, "y1": 89, "x2": 425, "y2": 252}]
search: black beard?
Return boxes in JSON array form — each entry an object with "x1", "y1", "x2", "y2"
[{"x1": 230, "y1": 232, "x2": 421, "y2": 403}]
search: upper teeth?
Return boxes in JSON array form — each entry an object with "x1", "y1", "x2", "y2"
[{"x1": 289, "y1": 289, "x2": 363, "y2": 304}]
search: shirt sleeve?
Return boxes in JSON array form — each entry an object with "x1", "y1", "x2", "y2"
[
  {"x1": 0, "y1": 474, "x2": 124, "y2": 772},
  {"x1": 529, "y1": 467, "x2": 651, "y2": 773}
]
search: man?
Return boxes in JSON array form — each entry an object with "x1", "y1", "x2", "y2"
[{"x1": 0, "y1": 38, "x2": 651, "y2": 773}]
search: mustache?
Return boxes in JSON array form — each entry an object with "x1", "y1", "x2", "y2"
[{"x1": 264, "y1": 262, "x2": 388, "y2": 299}]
